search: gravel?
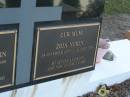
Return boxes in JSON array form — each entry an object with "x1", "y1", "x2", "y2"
[{"x1": 101, "y1": 14, "x2": 130, "y2": 41}]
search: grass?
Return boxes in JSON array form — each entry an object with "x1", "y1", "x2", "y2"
[{"x1": 104, "y1": 0, "x2": 130, "y2": 15}]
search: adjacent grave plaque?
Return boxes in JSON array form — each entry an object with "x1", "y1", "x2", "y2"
[
  {"x1": 0, "y1": 30, "x2": 17, "y2": 89},
  {"x1": 33, "y1": 22, "x2": 100, "y2": 80}
]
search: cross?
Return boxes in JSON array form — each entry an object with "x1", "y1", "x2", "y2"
[{"x1": 0, "y1": 0, "x2": 62, "y2": 85}]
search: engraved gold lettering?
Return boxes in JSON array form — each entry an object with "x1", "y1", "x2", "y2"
[
  {"x1": 60, "y1": 30, "x2": 83, "y2": 38},
  {"x1": 42, "y1": 50, "x2": 64, "y2": 57},
  {"x1": 56, "y1": 41, "x2": 85, "y2": 49},
  {"x1": 0, "y1": 51, "x2": 7, "y2": 58},
  {"x1": 0, "y1": 60, "x2": 7, "y2": 64},
  {"x1": 47, "y1": 56, "x2": 86, "y2": 72},
  {"x1": 56, "y1": 43, "x2": 68, "y2": 49},
  {"x1": 0, "y1": 76, "x2": 5, "y2": 81}
]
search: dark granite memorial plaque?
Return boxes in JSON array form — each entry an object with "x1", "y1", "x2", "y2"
[
  {"x1": 0, "y1": 30, "x2": 17, "y2": 89},
  {"x1": 0, "y1": 0, "x2": 105, "y2": 93},
  {"x1": 33, "y1": 23, "x2": 100, "y2": 80}
]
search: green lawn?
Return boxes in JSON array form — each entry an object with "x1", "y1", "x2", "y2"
[{"x1": 104, "y1": 0, "x2": 130, "y2": 15}]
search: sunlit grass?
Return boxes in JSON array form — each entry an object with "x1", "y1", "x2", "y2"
[{"x1": 104, "y1": 0, "x2": 130, "y2": 15}]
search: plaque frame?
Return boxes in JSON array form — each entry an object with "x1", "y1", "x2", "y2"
[
  {"x1": 0, "y1": 30, "x2": 17, "y2": 89},
  {"x1": 33, "y1": 22, "x2": 101, "y2": 81}
]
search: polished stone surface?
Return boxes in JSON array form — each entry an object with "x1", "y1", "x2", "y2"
[{"x1": 0, "y1": 39, "x2": 130, "y2": 97}]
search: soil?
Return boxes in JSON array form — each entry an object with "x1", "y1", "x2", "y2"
[{"x1": 78, "y1": 78, "x2": 130, "y2": 97}]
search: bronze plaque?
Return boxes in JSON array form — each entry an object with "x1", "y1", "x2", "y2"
[
  {"x1": 33, "y1": 23, "x2": 100, "y2": 80},
  {"x1": 0, "y1": 30, "x2": 17, "y2": 89}
]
